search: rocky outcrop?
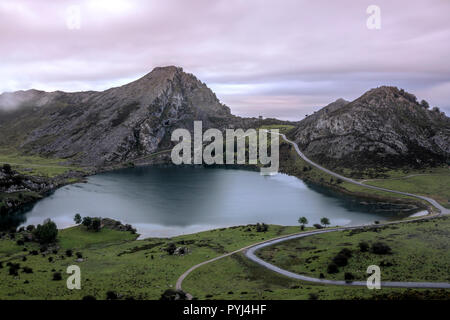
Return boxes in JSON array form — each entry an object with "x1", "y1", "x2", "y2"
[
  {"x1": 291, "y1": 86, "x2": 450, "y2": 171},
  {"x1": 0, "y1": 66, "x2": 255, "y2": 166}
]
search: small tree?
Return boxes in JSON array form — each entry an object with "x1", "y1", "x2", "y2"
[
  {"x1": 91, "y1": 218, "x2": 101, "y2": 232},
  {"x1": 358, "y1": 241, "x2": 369, "y2": 252},
  {"x1": 74, "y1": 214, "x2": 82, "y2": 225},
  {"x1": 33, "y1": 219, "x2": 58, "y2": 244},
  {"x1": 82, "y1": 216, "x2": 92, "y2": 228},
  {"x1": 420, "y1": 99, "x2": 429, "y2": 109},
  {"x1": 298, "y1": 217, "x2": 308, "y2": 231},
  {"x1": 320, "y1": 217, "x2": 330, "y2": 228},
  {"x1": 2, "y1": 163, "x2": 12, "y2": 174}
]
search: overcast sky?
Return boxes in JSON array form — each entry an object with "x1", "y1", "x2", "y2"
[{"x1": 1, "y1": 0, "x2": 449, "y2": 120}]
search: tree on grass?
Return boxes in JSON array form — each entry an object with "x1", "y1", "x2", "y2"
[
  {"x1": 91, "y1": 218, "x2": 101, "y2": 232},
  {"x1": 298, "y1": 217, "x2": 308, "y2": 230},
  {"x1": 33, "y1": 219, "x2": 58, "y2": 244},
  {"x1": 82, "y1": 216, "x2": 92, "y2": 228},
  {"x1": 320, "y1": 217, "x2": 330, "y2": 228},
  {"x1": 74, "y1": 213, "x2": 82, "y2": 224}
]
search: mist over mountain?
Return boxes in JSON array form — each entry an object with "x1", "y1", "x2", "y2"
[
  {"x1": 1, "y1": 68, "x2": 449, "y2": 171},
  {"x1": 0, "y1": 66, "x2": 258, "y2": 166}
]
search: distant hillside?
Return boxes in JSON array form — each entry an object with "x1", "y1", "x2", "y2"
[
  {"x1": 291, "y1": 86, "x2": 450, "y2": 172},
  {"x1": 0, "y1": 66, "x2": 260, "y2": 166}
]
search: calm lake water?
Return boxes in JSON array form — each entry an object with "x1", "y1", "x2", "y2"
[{"x1": 14, "y1": 166, "x2": 411, "y2": 238}]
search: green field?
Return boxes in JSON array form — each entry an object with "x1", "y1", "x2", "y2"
[
  {"x1": 0, "y1": 150, "x2": 86, "y2": 177},
  {"x1": 0, "y1": 223, "x2": 300, "y2": 300},
  {"x1": 365, "y1": 173, "x2": 450, "y2": 209},
  {"x1": 183, "y1": 217, "x2": 450, "y2": 300},
  {"x1": 256, "y1": 216, "x2": 450, "y2": 283},
  {"x1": 1, "y1": 219, "x2": 449, "y2": 300}
]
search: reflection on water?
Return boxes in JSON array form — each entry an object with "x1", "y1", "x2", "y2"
[{"x1": 5, "y1": 166, "x2": 415, "y2": 238}]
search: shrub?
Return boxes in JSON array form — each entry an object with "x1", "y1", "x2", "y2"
[
  {"x1": 256, "y1": 223, "x2": 268, "y2": 232},
  {"x1": 91, "y1": 218, "x2": 101, "y2": 232},
  {"x1": 0, "y1": 262, "x2": 3, "y2": 269},
  {"x1": 16, "y1": 239, "x2": 24, "y2": 246},
  {"x1": 76, "y1": 252, "x2": 83, "y2": 259},
  {"x1": 82, "y1": 295, "x2": 97, "y2": 300},
  {"x1": 22, "y1": 267, "x2": 33, "y2": 274},
  {"x1": 9, "y1": 263, "x2": 20, "y2": 276},
  {"x1": 48, "y1": 257, "x2": 53, "y2": 262},
  {"x1": 420, "y1": 99, "x2": 429, "y2": 109},
  {"x1": 106, "y1": 291, "x2": 118, "y2": 300},
  {"x1": 338, "y1": 248, "x2": 352, "y2": 258},
  {"x1": 52, "y1": 272, "x2": 62, "y2": 281},
  {"x1": 344, "y1": 272, "x2": 355, "y2": 282},
  {"x1": 371, "y1": 242, "x2": 392, "y2": 255},
  {"x1": 308, "y1": 293, "x2": 318, "y2": 300},
  {"x1": 82, "y1": 216, "x2": 92, "y2": 228},
  {"x1": 327, "y1": 263, "x2": 339, "y2": 274},
  {"x1": 2, "y1": 163, "x2": 12, "y2": 174},
  {"x1": 33, "y1": 219, "x2": 58, "y2": 244},
  {"x1": 313, "y1": 224, "x2": 323, "y2": 229},
  {"x1": 166, "y1": 243, "x2": 176, "y2": 255},
  {"x1": 160, "y1": 289, "x2": 187, "y2": 301},
  {"x1": 358, "y1": 241, "x2": 369, "y2": 252},
  {"x1": 30, "y1": 250, "x2": 38, "y2": 256},
  {"x1": 26, "y1": 225, "x2": 35, "y2": 232},
  {"x1": 66, "y1": 249, "x2": 73, "y2": 257},
  {"x1": 332, "y1": 254, "x2": 348, "y2": 267}
]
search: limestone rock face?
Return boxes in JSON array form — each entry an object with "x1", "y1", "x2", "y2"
[
  {"x1": 291, "y1": 86, "x2": 450, "y2": 170},
  {"x1": 0, "y1": 66, "x2": 248, "y2": 166}
]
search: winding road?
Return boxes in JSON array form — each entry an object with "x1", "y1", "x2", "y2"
[{"x1": 176, "y1": 131, "x2": 450, "y2": 296}]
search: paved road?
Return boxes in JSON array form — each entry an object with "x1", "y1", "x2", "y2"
[
  {"x1": 278, "y1": 133, "x2": 450, "y2": 215},
  {"x1": 245, "y1": 223, "x2": 450, "y2": 289},
  {"x1": 176, "y1": 132, "x2": 450, "y2": 296}
]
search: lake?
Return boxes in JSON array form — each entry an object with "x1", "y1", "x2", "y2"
[{"x1": 15, "y1": 166, "x2": 413, "y2": 238}]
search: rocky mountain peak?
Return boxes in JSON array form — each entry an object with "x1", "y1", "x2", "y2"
[
  {"x1": 292, "y1": 86, "x2": 449, "y2": 171},
  {"x1": 0, "y1": 66, "x2": 240, "y2": 166}
]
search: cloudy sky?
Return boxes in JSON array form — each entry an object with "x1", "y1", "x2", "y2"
[{"x1": 1, "y1": 0, "x2": 449, "y2": 120}]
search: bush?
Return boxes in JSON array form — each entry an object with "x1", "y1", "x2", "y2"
[
  {"x1": 166, "y1": 243, "x2": 176, "y2": 255},
  {"x1": 82, "y1": 295, "x2": 97, "y2": 300},
  {"x1": 66, "y1": 249, "x2": 73, "y2": 257},
  {"x1": 308, "y1": 293, "x2": 318, "y2": 300},
  {"x1": 16, "y1": 239, "x2": 24, "y2": 246},
  {"x1": 338, "y1": 248, "x2": 352, "y2": 258},
  {"x1": 313, "y1": 224, "x2": 323, "y2": 229},
  {"x1": 160, "y1": 289, "x2": 187, "y2": 301},
  {"x1": 256, "y1": 223, "x2": 268, "y2": 232},
  {"x1": 327, "y1": 263, "x2": 339, "y2": 274},
  {"x1": 371, "y1": 242, "x2": 392, "y2": 255},
  {"x1": 106, "y1": 291, "x2": 118, "y2": 300},
  {"x1": 358, "y1": 241, "x2": 369, "y2": 252},
  {"x1": 33, "y1": 219, "x2": 58, "y2": 244},
  {"x1": 52, "y1": 272, "x2": 62, "y2": 281},
  {"x1": 26, "y1": 225, "x2": 35, "y2": 232},
  {"x1": 76, "y1": 252, "x2": 83, "y2": 259},
  {"x1": 344, "y1": 272, "x2": 355, "y2": 282},
  {"x1": 332, "y1": 253, "x2": 348, "y2": 267},
  {"x1": 91, "y1": 218, "x2": 101, "y2": 232},
  {"x1": 22, "y1": 267, "x2": 33, "y2": 274},
  {"x1": 9, "y1": 263, "x2": 20, "y2": 276},
  {"x1": 2, "y1": 163, "x2": 12, "y2": 174}
]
